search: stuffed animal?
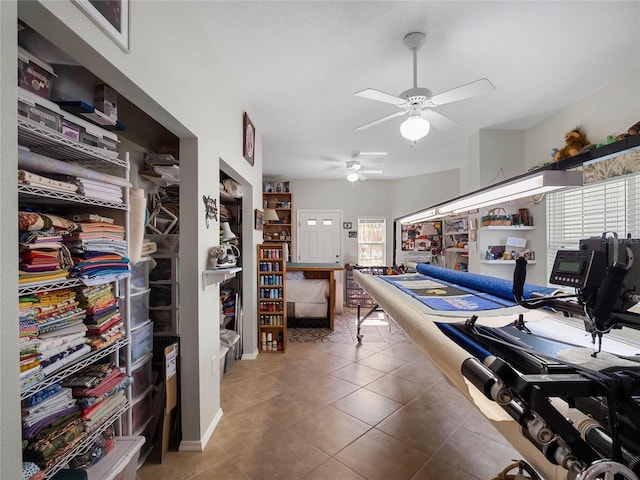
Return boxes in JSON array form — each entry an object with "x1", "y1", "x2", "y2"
[{"x1": 553, "y1": 127, "x2": 591, "y2": 162}]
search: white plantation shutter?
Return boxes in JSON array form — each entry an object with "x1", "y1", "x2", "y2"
[
  {"x1": 546, "y1": 174, "x2": 640, "y2": 281},
  {"x1": 358, "y1": 218, "x2": 386, "y2": 266}
]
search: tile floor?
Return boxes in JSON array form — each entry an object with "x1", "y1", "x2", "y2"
[{"x1": 138, "y1": 308, "x2": 522, "y2": 480}]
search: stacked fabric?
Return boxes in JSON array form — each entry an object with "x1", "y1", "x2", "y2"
[
  {"x1": 18, "y1": 169, "x2": 78, "y2": 194},
  {"x1": 22, "y1": 382, "x2": 85, "y2": 472},
  {"x1": 64, "y1": 221, "x2": 130, "y2": 285},
  {"x1": 19, "y1": 289, "x2": 91, "y2": 392},
  {"x1": 74, "y1": 177, "x2": 123, "y2": 203},
  {"x1": 18, "y1": 212, "x2": 76, "y2": 285},
  {"x1": 63, "y1": 363, "x2": 130, "y2": 434},
  {"x1": 76, "y1": 284, "x2": 124, "y2": 350}
]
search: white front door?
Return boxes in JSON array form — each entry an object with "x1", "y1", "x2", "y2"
[{"x1": 297, "y1": 210, "x2": 342, "y2": 264}]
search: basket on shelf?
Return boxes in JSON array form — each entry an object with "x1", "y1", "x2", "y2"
[
  {"x1": 267, "y1": 199, "x2": 278, "y2": 208},
  {"x1": 481, "y1": 207, "x2": 512, "y2": 227}
]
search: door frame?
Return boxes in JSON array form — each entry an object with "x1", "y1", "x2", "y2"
[{"x1": 296, "y1": 209, "x2": 343, "y2": 264}]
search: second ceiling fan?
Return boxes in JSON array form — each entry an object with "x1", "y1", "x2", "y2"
[{"x1": 354, "y1": 32, "x2": 495, "y2": 141}]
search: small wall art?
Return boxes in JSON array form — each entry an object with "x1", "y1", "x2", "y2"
[
  {"x1": 348, "y1": 231, "x2": 358, "y2": 238},
  {"x1": 73, "y1": 0, "x2": 129, "y2": 52},
  {"x1": 243, "y1": 112, "x2": 255, "y2": 166},
  {"x1": 255, "y1": 209, "x2": 264, "y2": 230},
  {"x1": 343, "y1": 222, "x2": 352, "y2": 229}
]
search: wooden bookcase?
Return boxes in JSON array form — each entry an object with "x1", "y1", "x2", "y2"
[
  {"x1": 257, "y1": 243, "x2": 287, "y2": 353},
  {"x1": 263, "y1": 190, "x2": 293, "y2": 262}
]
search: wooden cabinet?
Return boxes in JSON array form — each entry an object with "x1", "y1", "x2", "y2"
[
  {"x1": 257, "y1": 243, "x2": 286, "y2": 353},
  {"x1": 263, "y1": 190, "x2": 293, "y2": 262}
]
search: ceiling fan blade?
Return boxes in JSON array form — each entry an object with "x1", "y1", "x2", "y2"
[
  {"x1": 355, "y1": 88, "x2": 406, "y2": 106},
  {"x1": 422, "y1": 109, "x2": 460, "y2": 130},
  {"x1": 428, "y1": 78, "x2": 495, "y2": 107},
  {"x1": 361, "y1": 169, "x2": 383, "y2": 175},
  {"x1": 355, "y1": 111, "x2": 406, "y2": 131}
]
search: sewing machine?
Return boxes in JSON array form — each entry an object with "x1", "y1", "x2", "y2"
[
  {"x1": 462, "y1": 232, "x2": 640, "y2": 479},
  {"x1": 354, "y1": 232, "x2": 640, "y2": 480}
]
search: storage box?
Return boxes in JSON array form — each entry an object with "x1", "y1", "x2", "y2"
[
  {"x1": 121, "y1": 320, "x2": 153, "y2": 364},
  {"x1": 130, "y1": 258, "x2": 150, "y2": 293},
  {"x1": 131, "y1": 352, "x2": 153, "y2": 401},
  {"x1": 219, "y1": 345, "x2": 228, "y2": 379},
  {"x1": 84, "y1": 436, "x2": 145, "y2": 480},
  {"x1": 61, "y1": 118, "x2": 83, "y2": 141},
  {"x1": 94, "y1": 84, "x2": 118, "y2": 122},
  {"x1": 131, "y1": 389, "x2": 152, "y2": 435},
  {"x1": 146, "y1": 235, "x2": 179, "y2": 254},
  {"x1": 119, "y1": 289, "x2": 150, "y2": 329},
  {"x1": 18, "y1": 87, "x2": 62, "y2": 132},
  {"x1": 149, "y1": 309, "x2": 178, "y2": 334},
  {"x1": 18, "y1": 46, "x2": 57, "y2": 99}
]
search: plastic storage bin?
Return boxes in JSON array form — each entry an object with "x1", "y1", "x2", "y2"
[
  {"x1": 149, "y1": 309, "x2": 178, "y2": 334},
  {"x1": 129, "y1": 258, "x2": 150, "y2": 293},
  {"x1": 130, "y1": 352, "x2": 153, "y2": 401},
  {"x1": 18, "y1": 46, "x2": 57, "y2": 99},
  {"x1": 83, "y1": 436, "x2": 145, "y2": 480},
  {"x1": 121, "y1": 320, "x2": 153, "y2": 364},
  {"x1": 131, "y1": 388, "x2": 153, "y2": 435},
  {"x1": 119, "y1": 289, "x2": 150, "y2": 329},
  {"x1": 146, "y1": 234, "x2": 179, "y2": 253}
]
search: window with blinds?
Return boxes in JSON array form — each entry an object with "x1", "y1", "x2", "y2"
[
  {"x1": 546, "y1": 173, "x2": 640, "y2": 281},
  {"x1": 357, "y1": 218, "x2": 386, "y2": 266}
]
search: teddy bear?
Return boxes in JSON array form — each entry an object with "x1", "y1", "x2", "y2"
[
  {"x1": 615, "y1": 120, "x2": 640, "y2": 141},
  {"x1": 553, "y1": 127, "x2": 591, "y2": 162}
]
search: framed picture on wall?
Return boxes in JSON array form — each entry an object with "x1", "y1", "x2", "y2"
[
  {"x1": 73, "y1": 0, "x2": 130, "y2": 52},
  {"x1": 255, "y1": 209, "x2": 263, "y2": 230},
  {"x1": 243, "y1": 112, "x2": 255, "y2": 166}
]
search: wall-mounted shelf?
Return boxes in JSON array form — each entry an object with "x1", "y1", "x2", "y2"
[
  {"x1": 202, "y1": 267, "x2": 242, "y2": 290},
  {"x1": 55, "y1": 100, "x2": 128, "y2": 131},
  {"x1": 480, "y1": 226, "x2": 536, "y2": 231},
  {"x1": 481, "y1": 260, "x2": 537, "y2": 265}
]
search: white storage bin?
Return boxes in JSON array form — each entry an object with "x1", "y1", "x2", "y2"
[
  {"x1": 126, "y1": 289, "x2": 150, "y2": 329},
  {"x1": 130, "y1": 258, "x2": 150, "y2": 293},
  {"x1": 130, "y1": 352, "x2": 153, "y2": 401},
  {"x1": 84, "y1": 436, "x2": 145, "y2": 480}
]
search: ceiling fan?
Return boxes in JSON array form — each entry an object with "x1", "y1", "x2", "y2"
[
  {"x1": 354, "y1": 31, "x2": 495, "y2": 141},
  {"x1": 343, "y1": 160, "x2": 382, "y2": 182}
]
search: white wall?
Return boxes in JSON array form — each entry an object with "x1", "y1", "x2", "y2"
[
  {"x1": 525, "y1": 68, "x2": 640, "y2": 170},
  {"x1": 0, "y1": 2, "x2": 21, "y2": 478},
  {"x1": 11, "y1": 0, "x2": 263, "y2": 459}
]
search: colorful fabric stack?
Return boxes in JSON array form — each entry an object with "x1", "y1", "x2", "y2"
[
  {"x1": 22, "y1": 382, "x2": 84, "y2": 471},
  {"x1": 62, "y1": 363, "x2": 130, "y2": 434},
  {"x1": 19, "y1": 289, "x2": 91, "y2": 392},
  {"x1": 18, "y1": 212, "x2": 76, "y2": 285},
  {"x1": 64, "y1": 220, "x2": 130, "y2": 285},
  {"x1": 76, "y1": 284, "x2": 124, "y2": 350}
]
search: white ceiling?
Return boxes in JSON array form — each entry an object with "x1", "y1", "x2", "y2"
[{"x1": 197, "y1": 1, "x2": 640, "y2": 181}]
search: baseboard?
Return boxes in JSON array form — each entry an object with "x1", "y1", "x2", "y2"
[
  {"x1": 178, "y1": 407, "x2": 223, "y2": 451},
  {"x1": 241, "y1": 349, "x2": 258, "y2": 360}
]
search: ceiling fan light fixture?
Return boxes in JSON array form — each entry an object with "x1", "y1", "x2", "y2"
[
  {"x1": 346, "y1": 172, "x2": 359, "y2": 182},
  {"x1": 400, "y1": 115, "x2": 430, "y2": 141}
]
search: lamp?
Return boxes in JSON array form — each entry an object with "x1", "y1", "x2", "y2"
[
  {"x1": 419, "y1": 223, "x2": 438, "y2": 237},
  {"x1": 400, "y1": 114, "x2": 430, "y2": 142},
  {"x1": 220, "y1": 222, "x2": 236, "y2": 242},
  {"x1": 263, "y1": 208, "x2": 280, "y2": 224},
  {"x1": 346, "y1": 172, "x2": 359, "y2": 182},
  {"x1": 437, "y1": 170, "x2": 583, "y2": 214}
]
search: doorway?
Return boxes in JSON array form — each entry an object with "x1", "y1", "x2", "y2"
[{"x1": 297, "y1": 210, "x2": 342, "y2": 264}]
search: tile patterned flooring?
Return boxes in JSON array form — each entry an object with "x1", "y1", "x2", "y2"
[{"x1": 138, "y1": 308, "x2": 521, "y2": 479}]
